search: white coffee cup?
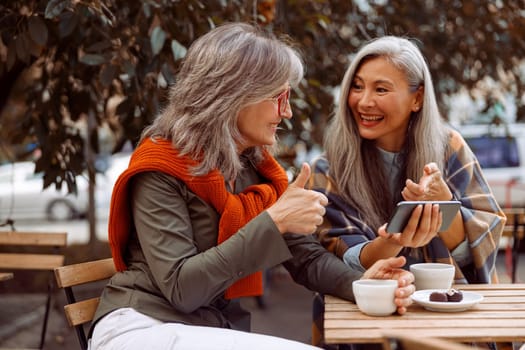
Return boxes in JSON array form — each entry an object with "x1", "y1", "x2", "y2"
[
  {"x1": 409, "y1": 263, "x2": 455, "y2": 290},
  {"x1": 352, "y1": 279, "x2": 398, "y2": 316}
]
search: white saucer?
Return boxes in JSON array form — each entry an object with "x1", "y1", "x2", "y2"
[{"x1": 411, "y1": 289, "x2": 484, "y2": 312}]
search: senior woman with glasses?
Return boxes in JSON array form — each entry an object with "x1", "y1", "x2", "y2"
[{"x1": 88, "y1": 23, "x2": 415, "y2": 350}]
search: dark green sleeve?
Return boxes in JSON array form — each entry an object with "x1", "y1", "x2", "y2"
[{"x1": 282, "y1": 233, "x2": 362, "y2": 301}]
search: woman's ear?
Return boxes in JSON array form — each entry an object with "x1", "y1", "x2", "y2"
[{"x1": 412, "y1": 85, "x2": 424, "y2": 112}]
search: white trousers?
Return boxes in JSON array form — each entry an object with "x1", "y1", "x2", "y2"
[{"x1": 89, "y1": 307, "x2": 322, "y2": 350}]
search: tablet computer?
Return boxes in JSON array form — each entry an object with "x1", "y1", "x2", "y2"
[{"x1": 385, "y1": 200, "x2": 461, "y2": 233}]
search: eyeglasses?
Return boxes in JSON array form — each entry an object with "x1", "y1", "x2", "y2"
[{"x1": 271, "y1": 87, "x2": 291, "y2": 115}]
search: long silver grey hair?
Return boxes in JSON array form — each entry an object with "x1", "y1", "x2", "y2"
[
  {"x1": 324, "y1": 36, "x2": 449, "y2": 230},
  {"x1": 141, "y1": 22, "x2": 304, "y2": 180}
]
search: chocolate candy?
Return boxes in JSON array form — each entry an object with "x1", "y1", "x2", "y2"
[
  {"x1": 429, "y1": 289, "x2": 463, "y2": 302},
  {"x1": 429, "y1": 291, "x2": 448, "y2": 302},
  {"x1": 446, "y1": 289, "x2": 463, "y2": 302}
]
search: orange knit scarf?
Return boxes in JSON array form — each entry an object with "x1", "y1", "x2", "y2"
[{"x1": 108, "y1": 137, "x2": 289, "y2": 299}]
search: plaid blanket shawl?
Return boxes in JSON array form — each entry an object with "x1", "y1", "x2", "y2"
[{"x1": 309, "y1": 129, "x2": 505, "y2": 284}]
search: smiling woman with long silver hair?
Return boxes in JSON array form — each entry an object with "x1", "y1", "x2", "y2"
[{"x1": 311, "y1": 35, "x2": 505, "y2": 287}]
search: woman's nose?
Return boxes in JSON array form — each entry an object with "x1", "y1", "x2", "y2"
[{"x1": 358, "y1": 90, "x2": 375, "y2": 108}]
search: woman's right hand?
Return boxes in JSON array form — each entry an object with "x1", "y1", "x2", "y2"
[
  {"x1": 266, "y1": 163, "x2": 328, "y2": 235},
  {"x1": 377, "y1": 203, "x2": 442, "y2": 247},
  {"x1": 362, "y1": 256, "x2": 415, "y2": 314}
]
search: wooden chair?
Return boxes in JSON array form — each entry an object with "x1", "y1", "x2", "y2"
[
  {"x1": 0, "y1": 230, "x2": 67, "y2": 350},
  {"x1": 501, "y1": 208, "x2": 525, "y2": 283},
  {"x1": 382, "y1": 332, "x2": 474, "y2": 350},
  {"x1": 54, "y1": 258, "x2": 116, "y2": 350}
]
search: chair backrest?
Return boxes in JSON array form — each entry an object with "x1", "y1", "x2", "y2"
[
  {"x1": 0, "y1": 231, "x2": 67, "y2": 270},
  {"x1": 500, "y1": 207, "x2": 525, "y2": 282},
  {"x1": 54, "y1": 257, "x2": 116, "y2": 350},
  {"x1": 501, "y1": 207, "x2": 525, "y2": 239},
  {"x1": 0, "y1": 230, "x2": 68, "y2": 349}
]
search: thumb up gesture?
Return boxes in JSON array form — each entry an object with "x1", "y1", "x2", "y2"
[{"x1": 267, "y1": 163, "x2": 328, "y2": 234}]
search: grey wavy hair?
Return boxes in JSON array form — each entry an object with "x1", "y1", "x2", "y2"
[
  {"x1": 323, "y1": 36, "x2": 449, "y2": 230},
  {"x1": 141, "y1": 22, "x2": 304, "y2": 180}
]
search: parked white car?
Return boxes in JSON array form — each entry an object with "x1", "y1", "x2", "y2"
[
  {"x1": 457, "y1": 122, "x2": 525, "y2": 208},
  {"x1": 0, "y1": 161, "x2": 90, "y2": 221},
  {"x1": 95, "y1": 152, "x2": 131, "y2": 219}
]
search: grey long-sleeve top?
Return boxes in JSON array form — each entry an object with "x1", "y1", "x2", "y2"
[{"x1": 91, "y1": 163, "x2": 361, "y2": 334}]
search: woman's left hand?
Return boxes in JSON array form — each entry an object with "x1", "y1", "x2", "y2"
[
  {"x1": 362, "y1": 256, "x2": 415, "y2": 314},
  {"x1": 402, "y1": 162, "x2": 453, "y2": 201}
]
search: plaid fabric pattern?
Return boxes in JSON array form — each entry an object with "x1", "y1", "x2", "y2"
[{"x1": 309, "y1": 129, "x2": 505, "y2": 284}]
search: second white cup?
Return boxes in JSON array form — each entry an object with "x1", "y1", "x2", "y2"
[{"x1": 409, "y1": 263, "x2": 455, "y2": 290}]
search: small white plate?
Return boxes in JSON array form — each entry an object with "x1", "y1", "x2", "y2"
[{"x1": 411, "y1": 289, "x2": 484, "y2": 312}]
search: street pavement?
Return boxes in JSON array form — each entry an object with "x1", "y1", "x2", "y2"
[{"x1": 0, "y1": 249, "x2": 523, "y2": 349}]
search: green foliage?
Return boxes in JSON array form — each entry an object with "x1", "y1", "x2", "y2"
[{"x1": 1, "y1": 0, "x2": 524, "y2": 191}]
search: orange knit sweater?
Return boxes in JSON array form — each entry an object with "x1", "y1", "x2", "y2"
[{"x1": 108, "y1": 137, "x2": 289, "y2": 299}]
